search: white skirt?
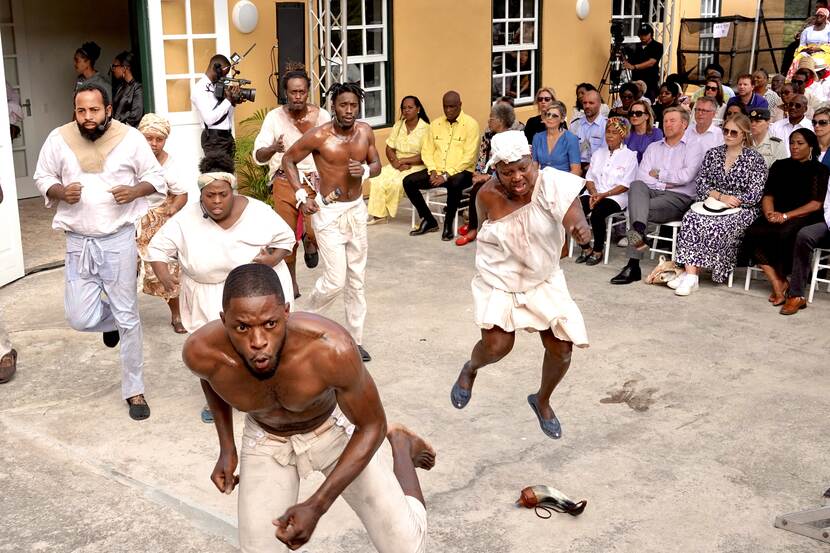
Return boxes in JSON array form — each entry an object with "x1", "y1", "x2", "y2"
[{"x1": 471, "y1": 270, "x2": 589, "y2": 347}]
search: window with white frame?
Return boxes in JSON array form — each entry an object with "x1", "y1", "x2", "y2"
[
  {"x1": 698, "y1": 0, "x2": 722, "y2": 73},
  {"x1": 324, "y1": 0, "x2": 390, "y2": 126},
  {"x1": 491, "y1": 0, "x2": 539, "y2": 105},
  {"x1": 612, "y1": 0, "x2": 644, "y2": 43}
]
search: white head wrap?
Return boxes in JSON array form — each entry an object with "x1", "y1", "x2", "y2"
[
  {"x1": 485, "y1": 130, "x2": 531, "y2": 171},
  {"x1": 197, "y1": 172, "x2": 237, "y2": 190}
]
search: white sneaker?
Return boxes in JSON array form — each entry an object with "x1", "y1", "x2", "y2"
[
  {"x1": 674, "y1": 275, "x2": 699, "y2": 296},
  {"x1": 667, "y1": 271, "x2": 687, "y2": 290},
  {"x1": 617, "y1": 237, "x2": 629, "y2": 247}
]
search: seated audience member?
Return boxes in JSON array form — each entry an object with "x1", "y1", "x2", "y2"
[
  {"x1": 404, "y1": 90, "x2": 480, "y2": 241},
  {"x1": 523, "y1": 87, "x2": 556, "y2": 143},
  {"x1": 632, "y1": 80, "x2": 652, "y2": 105},
  {"x1": 684, "y1": 97, "x2": 724, "y2": 153},
  {"x1": 610, "y1": 82, "x2": 640, "y2": 117},
  {"x1": 749, "y1": 108, "x2": 788, "y2": 168},
  {"x1": 571, "y1": 89, "x2": 607, "y2": 169},
  {"x1": 771, "y1": 73, "x2": 785, "y2": 95},
  {"x1": 792, "y1": 67, "x2": 822, "y2": 112},
  {"x1": 813, "y1": 106, "x2": 830, "y2": 164},
  {"x1": 807, "y1": 59, "x2": 830, "y2": 103},
  {"x1": 458, "y1": 101, "x2": 519, "y2": 246},
  {"x1": 653, "y1": 82, "x2": 681, "y2": 130},
  {"x1": 136, "y1": 114, "x2": 189, "y2": 333},
  {"x1": 570, "y1": 82, "x2": 610, "y2": 127},
  {"x1": 769, "y1": 93, "x2": 813, "y2": 140},
  {"x1": 671, "y1": 115, "x2": 768, "y2": 295},
  {"x1": 780, "y1": 188, "x2": 830, "y2": 314},
  {"x1": 625, "y1": 100, "x2": 663, "y2": 162},
  {"x1": 752, "y1": 68, "x2": 782, "y2": 112},
  {"x1": 700, "y1": 77, "x2": 728, "y2": 126},
  {"x1": 666, "y1": 74, "x2": 692, "y2": 109},
  {"x1": 532, "y1": 100, "x2": 581, "y2": 174},
  {"x1": 690, "y1": 63, "x2": 736, "y2": 102},
  {"x1": 742, "y1": 128, "x2": 829, "y2": 306},
  {"x1": 784, "y1": 7, "x2": 830, "y2": 80},
  {"x1": 726, "y1": 74, "x2": 769, "y2": 112},
  {"x1": 367, "y1": 95, "x2": 430, "y2": 225},
  {"x1": 725, "y1": 103, "x2": 749, "y2": 122},
  {"x1": 575, "y1": 117, "x2": 638, "y2": 265},
  {"x1": 771, "y1": 82, "x2": 794, "y2": 122},
  {"x1": 611, "y1": 107, "x2": 704, "y2": 284}
]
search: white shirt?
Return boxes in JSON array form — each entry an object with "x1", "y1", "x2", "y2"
[
  {"x1": 147, "y1": 155, "x2": 188, "y2": 209},
  {"x1": 33, "y1": 125, "x2": 165, "y2": 236},
  {"x1": 583, "y1": 145, "x2": 638, "y2": 210},
  {"x1": 769, "y1": 116, "x2": 813, "y2": 141},
  {"x1": 191, "y1": 74, "x2": 233, "y2": 131},
  {"x1": 253, "y1": 105, "x2": 331, "y2": 177},
  {"x1": 807, "y1": 78, "x2": 830, "y2": 104},
  {"x1": 824, "y1": 189, "x2": 830, "y2": 230},
  {"x1": 684, "y1": 123, "x2": 725, "y2": 154},
  {"x1": 800, "y1": 25, "x2": 830, "y2": 46}
]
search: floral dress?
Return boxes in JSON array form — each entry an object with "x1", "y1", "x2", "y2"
[{"x1": 675, "y1": 145, "x2": 768, "y2": 282}]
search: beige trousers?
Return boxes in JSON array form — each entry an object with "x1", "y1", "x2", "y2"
[
  {"x1": 238, "y1": 411, "x2": 427, "y2": 553},
  {"x1": 306, "y1": 198, "x2": 368, "y2": 345}
]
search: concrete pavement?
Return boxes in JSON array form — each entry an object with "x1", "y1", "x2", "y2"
[{"x1": 1, "y1": 213, "x2": 828, "y2": 552}]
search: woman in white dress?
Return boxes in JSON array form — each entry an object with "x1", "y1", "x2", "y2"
[
  {"x1": 449, "y1": 131, "x2": 591, "y2": 440},
  {"x1": 147, "y1": 153, "x2": 295, "y2": 421}
]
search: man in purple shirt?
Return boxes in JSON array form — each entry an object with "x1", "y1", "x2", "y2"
[
  {"x1": 726, "y1": 74, "x2": 769, "y2": 112},
  {"x1": 611, "y1": 107, "x2": 705, "y2": 284}
]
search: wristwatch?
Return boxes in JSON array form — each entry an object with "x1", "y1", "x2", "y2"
[{"x1": 782, "y1": 213, "x2": 789, "y2": 221}]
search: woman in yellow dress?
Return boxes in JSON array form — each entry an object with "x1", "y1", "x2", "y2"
[{"x1": 367, "y1": 96, "x2": 430, "y2": 224}]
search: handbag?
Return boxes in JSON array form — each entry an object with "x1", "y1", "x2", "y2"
[{"x1": 644, "y1": 255, "x2": 683, "y2": 285}]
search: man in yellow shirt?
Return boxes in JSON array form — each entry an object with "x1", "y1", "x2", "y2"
[{"x1": 404, "y1": 91, "x2": 480, "y2": 241}]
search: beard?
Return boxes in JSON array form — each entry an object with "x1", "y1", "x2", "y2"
[
  {"x1": 286, "y1": 101, "x2": 306, "y2": 113},
  {"x1": 242, "y1": 340, "x2": 284, "y2": 381},
  {"x1": 77, "y1": 115, "x2": 111, "y2": 142}
]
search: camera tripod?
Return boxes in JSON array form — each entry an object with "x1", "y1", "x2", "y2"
[{"x1": 599, "y1": 42, "x2": 631, "y2": 107}]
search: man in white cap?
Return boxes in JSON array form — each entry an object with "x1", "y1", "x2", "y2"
[{"x1": 449, "y1": 130, "x2": 592, "y2": 440}]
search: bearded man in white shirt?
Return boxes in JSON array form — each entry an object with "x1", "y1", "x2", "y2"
[{"x1": 33, "y1": 82, "x2": 165, "y2": 420}]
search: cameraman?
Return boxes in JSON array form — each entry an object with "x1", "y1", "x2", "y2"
[
  {"x1": 624, "y1": 24, "x2": 663, "y2": 101},
  {"x1": 191, "y1": 54, "x2": 245, "y2": 157}
]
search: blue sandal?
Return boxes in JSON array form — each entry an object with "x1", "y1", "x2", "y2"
[{"x1": 527, "y1": 394, "x2": 562, "y2": 439}]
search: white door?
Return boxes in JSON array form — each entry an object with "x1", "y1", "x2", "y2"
[
  {"x1": 0, "y1": 21, "x2": 25, "y2": 286},
  {"x1": 147, "y1": 0, "x2": 230, "y2": 197},
  {"x1": 2, "y1": 0, "x2": 36, "y2": 199}
]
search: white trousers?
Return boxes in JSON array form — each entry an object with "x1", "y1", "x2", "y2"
[
  {"x1": 307, "y1": 199, "x2": 368, "y2": 345},
  {"x1": 0, "y1": 308, "x2": 11, "y2": 357},
  {"x1": 64, "y1": 226, "x2": 144, "y2": 400},
  {"x1": 238, "y1": 412, "x2": 427, "y2": 553}
]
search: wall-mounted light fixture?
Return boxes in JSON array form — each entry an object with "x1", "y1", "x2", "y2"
[{"x1": 232, "y1": 0, "x2": 258, "y2": 34}]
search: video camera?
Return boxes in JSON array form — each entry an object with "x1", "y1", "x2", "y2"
[{"x1": 213, "y1": 45, "x2": 257, "y2": 104}]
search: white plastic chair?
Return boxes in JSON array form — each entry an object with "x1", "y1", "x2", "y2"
[
  {"x1": 647, "y1": 221, "x2": 682, "y2": 260},
  {"x1": 567, "y1": 211, "x2": 628, "y2": 264},
  {"x1": 410, "y1": 188, "x2": 469, "y2": 235},
  {"x1": 808, "y1": 247, "x2": 830, "y2": 303}
]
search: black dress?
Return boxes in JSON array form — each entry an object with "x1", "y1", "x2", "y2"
[
  {"x1": 523, "y1": 115, "x2": 544, "y2": 144},
  {"x1": 112, "y1": 80, "x2": 144, "y2": 127},
  {"x1": 742, "y1": 157, "x2": 829, "y2": 275}
]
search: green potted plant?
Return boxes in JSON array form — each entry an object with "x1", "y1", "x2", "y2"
[{"x1": 235, "y1": 108, "x2": 273, "y2": 205}]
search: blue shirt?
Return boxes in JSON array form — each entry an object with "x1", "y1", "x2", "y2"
[
  {"x1": 726, "y1": 92, "x2": 769, "y2": 111},
  {"x1": 532, "y1": 130, "x2": 581, "y2": 171},
  {"x1": 572, "y1": 115, "x2": 607, "y2": 162}
]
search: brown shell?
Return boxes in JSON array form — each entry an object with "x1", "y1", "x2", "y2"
[{"x1": 517, "y1": 486, "x2": 540, "y2": 508}]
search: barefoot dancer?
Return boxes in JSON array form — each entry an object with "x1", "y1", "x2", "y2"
[
  {"x1": 450, "y1": 131, "x2": 592, "y2": 439},
  {"x1": 184, "y1": 263, "x2": 433, "y2": 552}
]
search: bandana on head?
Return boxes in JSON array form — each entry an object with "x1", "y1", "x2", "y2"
[
  {"x1": 606, "y1": 117, "x2": 630, "y2": 138},
  {"x1": 817, "y1": 7, "x2": 829, "y2": 16},
  {"x1": 138, "y1": 113, "x2": 171, "y2": 138},
  {"x1": 485, "y1": 130, "x2": 531, "y2": 171},
  {"x1": 197, "y1": 172, "x2": 237, "y2": 190}
]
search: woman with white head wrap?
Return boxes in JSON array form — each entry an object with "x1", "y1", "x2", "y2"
[
  {"x1": 146, "y1": 152, "x2": 296, "y2": 423},
  {"x1": 450, "y1": 130, "x2": 592, "y2": 440},
  {"x1": 136, "y1": 113, "x2": 189, "y2": 333}
]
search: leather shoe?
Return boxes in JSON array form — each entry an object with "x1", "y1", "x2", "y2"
[
  {"x1": 779, "y1": 296, "x2": 807, "y2": 315},
  {"x1": 610, "y1": 264, "x2": 641, "y2": 285},
  {"x1": 103, "y1": 330, "x2": 120, "y2": 348},
  {"x1": 574, "y1": 250, "x2": 591, "y2": 264},
  {"x1": 409, "y1": 219, "x2": 439, "y2": 236},
  {"x1": 442, "y1": 227, "x2": 454, "y2": 241},
  {"x1": 458, "y1": 224, "x2": 469, "y2": 236}
]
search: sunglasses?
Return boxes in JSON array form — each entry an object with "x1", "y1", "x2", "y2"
[
  {"x1": 786, "y1": 102, "x2": 806, "y2": 108},
  {"x1": 722, "y1": 128, "x2": 741, "y2": 138},
  {"x1": 629, "y1": 110, "x2": 646, "y2": 117},
  {"x1": 814, "y1": 119, "x2": 830, "y2": 126},
  {"x1": 792, "y1": 79, "x2": 807, "y2": 85},
  {"x1": 543, "y1": 112, "x2": 561, "y2": 119},
  {"x1": 537, "y1": 96, "x2": 553, "y2": 102},
  {"x1": 704, "y1": 85, "x2": 719, "y2": 91}
]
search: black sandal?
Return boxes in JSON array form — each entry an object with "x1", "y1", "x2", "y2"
[
  {"x1": 0, "y1": 349, "x2": 17, "y2": 383},
  {"x1": 126, "y1": 394, "x2": 151, "y2": 421}
]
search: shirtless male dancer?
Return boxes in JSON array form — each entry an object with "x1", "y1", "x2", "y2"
[
  {"x1": 184, "y1": 263, "x2": 434, "y2": 552},
  {"x1": 282, "y1": 82, "x2": 381, "y2": 362}
]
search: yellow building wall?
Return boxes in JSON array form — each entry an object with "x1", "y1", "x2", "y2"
[{"x1": 228, "y1": 0, "x2": 612, "y2": 161}]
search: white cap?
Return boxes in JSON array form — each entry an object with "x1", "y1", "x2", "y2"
[{"x1": 485, "y1": 130, "x2": 531, "y2": 171}]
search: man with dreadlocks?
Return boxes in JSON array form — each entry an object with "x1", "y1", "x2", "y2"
[
  {"x1": 254, "y1": 63, "x2": 330, "y2": 297},
  {"x1": 282, "y1": 82, "x2": 381, "y2": 362},
  {"x1": 184, "y1": 263, "x2": 433, "y2": 552}
]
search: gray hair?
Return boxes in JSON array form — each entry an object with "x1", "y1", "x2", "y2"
[
  {"x1": 490, "y1": 102, "x2": 516, "y2": 129},
  {"x1": 695, "y1": 96, "x2": 718, "y2": 110},
  {"x1": 663, "y1": 106, "x2": 690, "y2": 125},
  {"x1": 546, "y1": 99, "x2": 568, "y2": 119}
]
